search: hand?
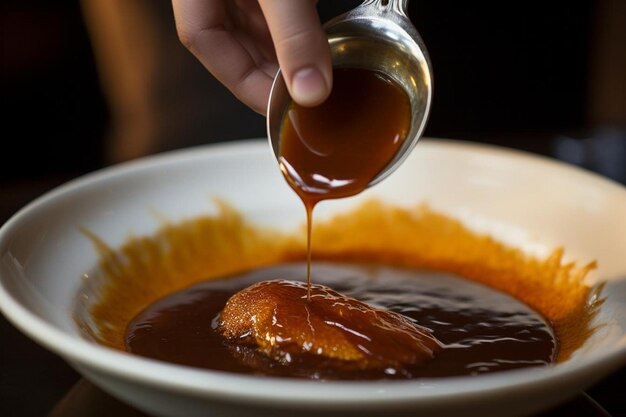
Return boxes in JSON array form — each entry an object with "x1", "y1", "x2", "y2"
[{"x1": 172, "y1": 0, "x2": 333, "y2": 115}]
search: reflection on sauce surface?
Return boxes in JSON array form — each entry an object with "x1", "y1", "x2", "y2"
[
  {"x1": 78, "y1": 200, "x2": 601, "y2": 378},
  {"x1": 217, "y1": 279, "x2": 441, "y2": 374},
  {"x1": 127, "y1": 263, "x2": 556, "y2": 379}
]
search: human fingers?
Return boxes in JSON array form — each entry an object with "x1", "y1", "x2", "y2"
[
  {"x1": 258, "y1": 0, "x2": 332, "y2": 107},
  {"x1": 172, "y1": 0, "x2": 275, "y2": 114}
]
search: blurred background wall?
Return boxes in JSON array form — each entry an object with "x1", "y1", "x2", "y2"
[{"x1": 1, "y1": 0, "x2": 624, "y2": 183}]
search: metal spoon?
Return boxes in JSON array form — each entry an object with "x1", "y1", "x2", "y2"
[{"x1": 267, "y1": 0, "x2": 432, "y2": 187}]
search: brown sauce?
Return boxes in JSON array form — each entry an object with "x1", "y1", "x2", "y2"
[
  {"x1": 278, "y1": 67, "x2": 409, "y2": 205},
  {"x1": 278, "y1": 67, "x2": 410, "y2": 289},
  {"x1": 126, "y1": 262, "x2": 557, "y2": 380}
]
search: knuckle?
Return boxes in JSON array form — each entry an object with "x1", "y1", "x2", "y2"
[
  {"x1": 175, "y1": 22, "x2": 195, "y2": 51},
  {"x1": 176, "y1": 22, "x2": 220, "y2": 52},
  {"x1": 275, "y1": 28, "x2": 322, "y2": 57}
]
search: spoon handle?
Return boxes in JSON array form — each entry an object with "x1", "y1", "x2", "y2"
[{"x1": 361, "y1": 0, "x2": 409, "y2": 16}]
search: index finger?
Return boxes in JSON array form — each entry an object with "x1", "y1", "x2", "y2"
[{"x1": 258, "y1": 0, "x2": 332, "y2": 107}]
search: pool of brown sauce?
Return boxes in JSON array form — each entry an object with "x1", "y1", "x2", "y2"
[
  {"x1": 126, "y1": 262, "x2": 557, "y2": 380},
  {"x1": 80, "y1": 201, "x2": 600, "y2": 378}
]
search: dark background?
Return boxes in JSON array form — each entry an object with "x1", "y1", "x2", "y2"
[
  {"x1": 1, "y1": 1, "x2": 625, "y2": 416},
  {"x1": 1, "y1": 0, "x2": 624, "y2": 183}
]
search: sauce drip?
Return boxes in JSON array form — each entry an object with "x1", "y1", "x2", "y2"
[
  {"x1": 279, "y1": 68, "x2": 410, "y2": 292},
  {"x1": 126, "y1": 263, "x2": 557, "y2": 380},
  {"x1": 216, "y1": 69, "x2": 420, "y2": 371}
]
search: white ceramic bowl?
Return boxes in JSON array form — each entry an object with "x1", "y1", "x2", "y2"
[{"x1": 1, "y1": 139, "x2": 625, "y2": 417}]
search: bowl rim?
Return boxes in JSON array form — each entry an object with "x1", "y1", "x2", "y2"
[{"x1": 1, "y1": 138, "x2": 626, "y2": 407}]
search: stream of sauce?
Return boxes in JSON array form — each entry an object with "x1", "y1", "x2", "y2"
[
  {"x1": 126, "y1": 262, "x2": 557, "y2": 380},
  {"x1": 278, "y1": 68, "x2": 410, "y2": 293}
]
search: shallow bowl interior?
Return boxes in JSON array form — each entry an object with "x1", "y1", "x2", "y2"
[{"x1": 1, "y1": 139, "x2": 625, "y2": 417}]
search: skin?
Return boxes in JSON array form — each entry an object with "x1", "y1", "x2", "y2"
[{"x1": 171, "y1": 0, "x2": 333, "y2": 115}]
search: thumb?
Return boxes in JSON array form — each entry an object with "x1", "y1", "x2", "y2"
[{"x1": 258, "y1": 0, "x2": 332, "y2": 107}]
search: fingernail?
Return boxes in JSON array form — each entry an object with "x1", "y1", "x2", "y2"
[{"x1": 291, "y1": 67, "x2": 328, "y2": 106}]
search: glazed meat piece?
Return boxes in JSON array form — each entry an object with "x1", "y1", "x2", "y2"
[{"x1": 218, "y1": 280, "x2": 441, "y2": 370}]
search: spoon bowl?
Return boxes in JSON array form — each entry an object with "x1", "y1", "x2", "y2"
[{"x1": 267, "y1": 0, "x2": 432, "y2": 187}]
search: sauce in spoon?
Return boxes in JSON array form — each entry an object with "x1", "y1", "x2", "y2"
[{"x1": 278, "y1": 68, "x2": 411, "y2": 294}]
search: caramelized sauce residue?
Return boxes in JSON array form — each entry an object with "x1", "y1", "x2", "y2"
[{"x1": 76, "y1": 200, "x2": 602, "y2": 376}]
